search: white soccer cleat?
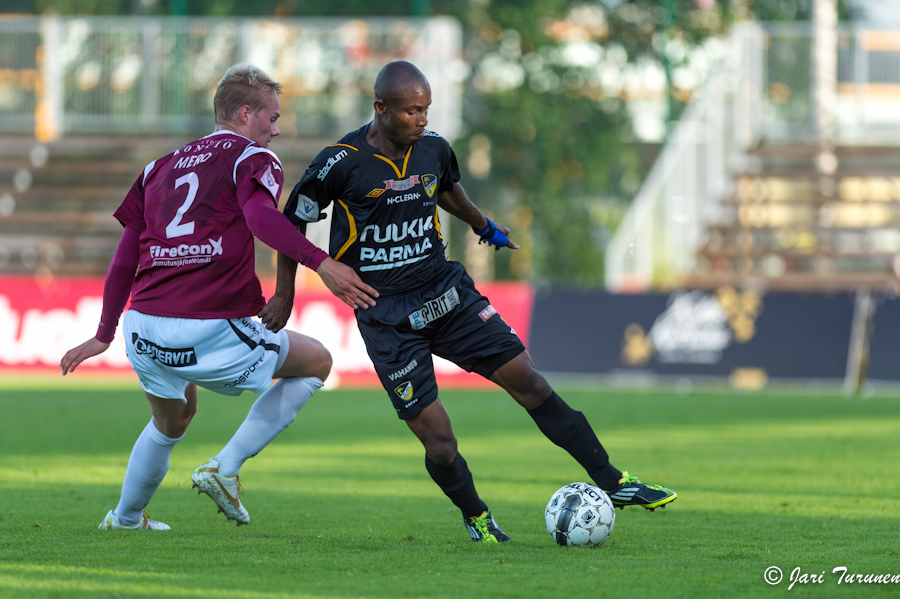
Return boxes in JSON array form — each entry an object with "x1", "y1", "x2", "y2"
[
  {"x1": 98, "y1": 510, "x2": 170, "y2": 530},
  {"x1": 190, "y1": 458, "x2": 250, "y2": 526}
]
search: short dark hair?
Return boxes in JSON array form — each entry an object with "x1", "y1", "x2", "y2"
[{"x1": 374, "y1": 61, "x2": 428, "y2": 106}]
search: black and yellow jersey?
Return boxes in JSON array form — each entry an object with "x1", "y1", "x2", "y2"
[{"x1": 284, "y1": 124, "x2": 461, "y2": 296}]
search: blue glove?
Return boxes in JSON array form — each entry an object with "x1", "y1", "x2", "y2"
[{"x1": 475, "y1": 218, "x2": 510, "y2": 249}]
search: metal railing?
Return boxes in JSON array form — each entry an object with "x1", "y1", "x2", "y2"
[
  {"x1": 0, "y1": 15, "x2": 463, "y2": 141},
  {"x1": 606, "y1": 22, "x2": 900, "y2": 292},
  {"x1": 605, "y1": 24, "x2": 761, "y2": 292}
]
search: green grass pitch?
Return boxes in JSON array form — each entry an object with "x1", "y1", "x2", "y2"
[{"x1": 1, "y1": 377, "x2": 899, "y2": 598}]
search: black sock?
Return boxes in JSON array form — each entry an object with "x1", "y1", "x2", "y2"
[
  {"x1": 528, "y1": 391, "x2": 623, "y2": 490},
  {"x1": 424, "y1": 453, "x2": 488, "y2": 520}
]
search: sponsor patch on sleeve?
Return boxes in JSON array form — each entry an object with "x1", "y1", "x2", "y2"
[
  {"x1": 479, "y1": 305, "x2": 498, "y2": 322},
  {"x1": 293, "y1": 193, "x2": 320, "y2": 222},
  {"x1": 259, "y1": 164, "x2": 280, "y2": 200}
]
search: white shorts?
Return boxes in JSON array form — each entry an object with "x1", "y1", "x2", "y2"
[{"x1": 123, "y1": 310, "x2": 289, "y2": 401}]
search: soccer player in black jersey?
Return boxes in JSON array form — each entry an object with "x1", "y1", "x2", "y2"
[{"x1": 269, "y1": 61, "x2": 676, "y2": 543}]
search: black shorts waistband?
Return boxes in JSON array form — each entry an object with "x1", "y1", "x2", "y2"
[{"x1": 371, "y1": 261, "x2": 454, "y2": 300}]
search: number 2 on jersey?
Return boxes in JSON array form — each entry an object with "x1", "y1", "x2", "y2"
[{"x1": 166, "y1": 172, "x2": 198, "y2": 239}]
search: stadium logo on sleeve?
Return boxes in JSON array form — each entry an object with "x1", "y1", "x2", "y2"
[
  {"x1": 421, "y1": 174, "x2": 437, "y2": 198},
  {"x1": 394, "y1": 381, "x2": 414, "y2": 402},
  {"x1": 384, "y1": 175, "x2": 420, "y2": 191},
  {"x1": 317, "y1": 150, "x2": 347, "y2": 180}
]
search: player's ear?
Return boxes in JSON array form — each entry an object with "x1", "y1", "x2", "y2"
[
  {"x1": 237, "y1": 104, "x2": 252, "y2": 124},
  {"x1": 374, "y1": 99, "x2": 388, "y2": 118}
]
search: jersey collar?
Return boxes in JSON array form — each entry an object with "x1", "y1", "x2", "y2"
[{"x1": 360, "y1": 123, "x2": 414, "y2": 179}]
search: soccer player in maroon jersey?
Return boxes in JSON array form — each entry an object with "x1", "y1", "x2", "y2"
[
  {"x1": 271, "y1": 62, "x2": 676, "y2": 543},
  {"x1": 60, "y1": 64, "x2": 377, "y2": 530}
]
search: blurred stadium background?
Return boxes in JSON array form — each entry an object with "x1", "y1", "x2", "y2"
[{"x1": 3, "y1": 0, "x2": 900, "y2": 392}]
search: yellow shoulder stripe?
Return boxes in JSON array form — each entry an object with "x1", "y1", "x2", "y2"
[
  {"x1": 374, "y1": 154, "x2": 401, "y2": 178},
  {"x1": 327, "y1": 144, "x2": 358, "y2": 151},
  {"x1": 434, "y1": 205, "x2": 442, "y2": 240},
  {"x1": 333, "y1": 200, "x2": 357, "y2": 262},
  {"x1": 401, "y1": 146, "x2": 412, "y2": 178},
  {"x1": 373, "y1": 146, "x2": 413, "y2": 179}
]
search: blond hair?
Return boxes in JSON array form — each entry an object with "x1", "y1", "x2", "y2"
[{"x1": 214, "y1": 64, "x2": 283, "y2": 125}]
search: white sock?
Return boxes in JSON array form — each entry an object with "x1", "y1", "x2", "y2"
[
  {"x1": 215, "y1": 377, "x2": 323, "y2": 477},
  {"x1": 114, "y1": 419, "x2": 182, "y2": 526}
]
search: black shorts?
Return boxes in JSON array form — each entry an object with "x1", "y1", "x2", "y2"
[{"x1": 355, "y1": 261, "x2": 526, "y2": 420}]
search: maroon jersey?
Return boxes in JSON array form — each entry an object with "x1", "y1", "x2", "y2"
[{"x1": 114, "y1": 130, "x2": 284, "y2": 319}]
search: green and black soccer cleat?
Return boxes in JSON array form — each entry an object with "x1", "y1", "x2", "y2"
[
  {"x1": 607, "y1": 471, "x2": 677, "y2": 511},
  {"x1": 464, "y1": 509, "x2": 511, "y2": 543}
]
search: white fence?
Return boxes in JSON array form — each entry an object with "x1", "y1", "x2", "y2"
[
  {"x1": 0, "y1": 16, "x2": 463, "y2": 141},
  {"x1": 606, "y1": 22, "x2": 900, "y2": 292}
]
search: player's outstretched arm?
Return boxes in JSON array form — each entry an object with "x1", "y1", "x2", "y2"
[
  {"x1": 316, "y1": 257, "x2": 379, "y2": 310},
  {"x1": 245, "y1": 193, "x2": 378, "y2": 312},
  {"x1": 260, "y1": 251, "x2": 299, "y2": 332},
  {"x1": 61, "y1": 225, "x2": 139, "y2": 375},
  {"x1": 61, "y1": 338, "x2": 111, "y2": 375},
  {"x1": 437, "y1": 182, "x2": 519, "y2": 250}
]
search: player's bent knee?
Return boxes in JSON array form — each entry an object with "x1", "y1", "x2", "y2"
[
  {"x1": 317, "y1": 343, "x2": 333, "y2": 379},
  {"x1": 171, "y1": 407, "x2": 195, "y2": 436},
  {"x1": 304, "y1": 340, "x2": 332, "y2": 381},
  {"x1": 154, "y1": 412, "x2": 193, "y2": 438},
  {"x1": 494, "y1": 360, "x2": 552, "y2": 407},
  {"x1": 525, "y1": 373, "x2": 553, "y2": 403},
  {"x1": 277, "y1": 331, "x2": 333, "y2": 380},
  {"x1": 425, "y1": 436, "x2": 458, "y2": 465},
  {"x1": 427, "y1": 448, "x2": 457, "y2": 466},
  {"x1": 147, "y1": 391, "x2": 195, "y2": 438}
]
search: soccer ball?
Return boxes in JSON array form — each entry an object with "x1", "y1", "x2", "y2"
[{"x1": 545, "y1": 482, "x2": 615, "y2": 547}]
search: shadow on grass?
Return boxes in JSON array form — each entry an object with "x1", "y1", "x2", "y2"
[
  {"x1": 2, "y1": 503, "x2": 898, "y2": 599},
  {"x1": 4, "y1": 388, "x2": 900, "y2": 458}
]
